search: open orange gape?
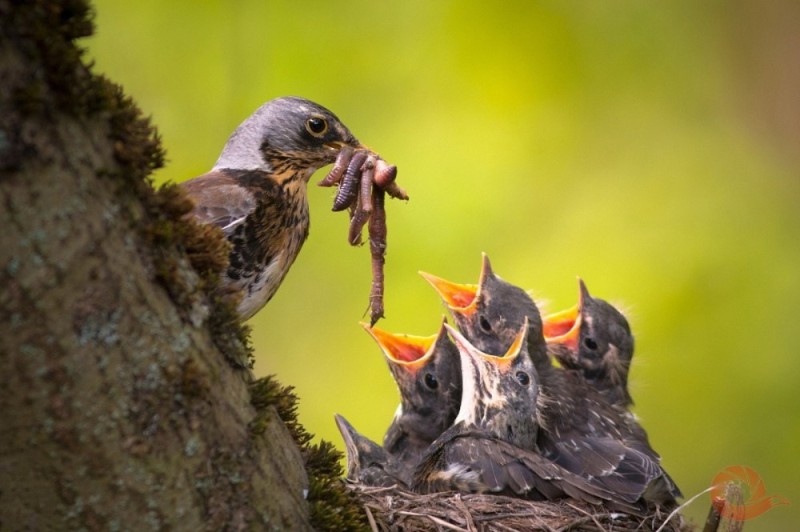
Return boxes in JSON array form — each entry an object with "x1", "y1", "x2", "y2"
[{"x1": 335, "y1": 253, "x2": 685, "y2": 531}]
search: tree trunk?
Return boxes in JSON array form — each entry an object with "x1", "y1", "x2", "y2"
[{"x1": 0, "y1": 2, "x2": 325, "y2": 530}]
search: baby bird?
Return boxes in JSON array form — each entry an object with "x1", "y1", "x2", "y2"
[
  {"x1": 334, "y1": 414, "x2": 408, "y2": 488},
  {"x1": 544, "y1": 278, "x2": 635, "y2": 409},
  {"x1": 413, "y1": 322, "x2": 626, "y2": 509},
  {"x1": 362, "y1": 319, "x2": 462, "y2": 464},
  {"x1": 420, "y1": 255, "x2": 681, "y2": 508}
]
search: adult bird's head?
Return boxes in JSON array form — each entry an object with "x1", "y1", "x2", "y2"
[
  {"x1": 446, "y1": 319, "x2": 540, "y2": 451},
  {"x1": 544, "y1": 279, "x2": 634, "y2": 406},
  {"x1": 213, "y1": 96, "x2": 361, "y2": 182},
  {"x1": 420, "y1": 254, "x2": 547, "y2": 363}
]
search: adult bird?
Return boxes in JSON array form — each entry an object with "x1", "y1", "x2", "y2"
[
  {"x1": 544, "y1": 278, "x2": 635, "y2": 409},
  {"x1": 362, "y1": 319, "x2": 462, "y2": 465},
  {"x1": 181, "y1": 96, "x2": 362, "y2": 320},
  {"x1": 420, "y1": 255, "x2": 681, "y2": 508}
]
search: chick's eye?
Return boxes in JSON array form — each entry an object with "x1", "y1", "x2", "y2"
[
  {"x1": 305, "y1": 116, "x2": 328, "y2": 136},
  {"x1": 424, "y1": 373, "x2": 438, "y2": 389},
  {"x1": 515, "y1": 371, "x2": 530, "y2": 386},
  {"x1": 583, "y1": 337, "x2": 598, "y2": 350},
  {"x1": 479, "y1": 315, "x2": 492, "y2": 333}
]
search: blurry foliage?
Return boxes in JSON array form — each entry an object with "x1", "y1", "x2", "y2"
[{"x1": 88, "y1": 1, "x2": 798, "y2": 528}]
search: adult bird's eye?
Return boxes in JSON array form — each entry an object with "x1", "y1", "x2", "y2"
[
  {"x1": 305, "y1": 116, "x2": 328, "y2": 136},
  {"x1": 479, "y1": 315, "x2": 492, "y2": 333},
  {"x1": 424, "y1": 372, "x2": 439, "y2": 389},
  {"x1": 515, "y1": 371, "x2": 530, "y2": 386},
  {"x1": 583, "y1": 337, "x2": 598, "y2": 350}
]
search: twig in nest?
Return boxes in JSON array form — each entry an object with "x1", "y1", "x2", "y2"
[
  {"x1": 348, "y1": 483, "x2": 691, "y2": 532},
  {"x1": 364, "y1": 504, "x2": 379, "y2": 532}
]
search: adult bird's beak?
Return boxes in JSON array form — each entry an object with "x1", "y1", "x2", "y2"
[
  {"x1": 543, "y1": 277, "x2": 588, "y2": 351},
  {"x1": 323, "y1": 139, "x2": 362, "y2": 151}
]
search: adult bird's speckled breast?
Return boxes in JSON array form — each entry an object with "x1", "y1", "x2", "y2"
[{"x1": 180, "y1": 96, "x2": 362, "y2": 320}]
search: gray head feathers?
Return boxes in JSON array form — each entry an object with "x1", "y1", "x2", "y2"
[{"x1": 213, "y1": 96, "x2": 359, "y2": 172}]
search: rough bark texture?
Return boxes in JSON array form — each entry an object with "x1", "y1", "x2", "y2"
[{"x1": 0, "y1": 2, "x2": 346, "y2": 530}]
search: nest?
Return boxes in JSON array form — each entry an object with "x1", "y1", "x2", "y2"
[{"x1": 348, "y1": 483, "x2": 693, "y2": 532}]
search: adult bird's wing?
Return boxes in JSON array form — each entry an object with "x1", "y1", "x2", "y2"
[{"x1": 181, "y1": 171, "x2": 256, "y2": 237}]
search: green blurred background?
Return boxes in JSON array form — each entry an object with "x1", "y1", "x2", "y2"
[{"x1": 88, "y1": 1, "x2": 798, "y2": 528}]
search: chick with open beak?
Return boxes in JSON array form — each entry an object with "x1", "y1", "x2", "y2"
[
  {"x1": 544, "y1": 279, "x2": 635, "y2": 409},
  {"x1": 419, "y1": 253, "x2": 551, "y2": 368},
  {"x1": 362, "y1": 319, "x2": 461, "y2": 464},
  {"x1": 446, "y1": 320, "x2": 539, "y2": 450},
  {"x1": 419, "y1": 257, "x2": 681, "y2": 508},
  {"x1": 412, "y1": 321, "x2": 628, "y2": 508}
]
